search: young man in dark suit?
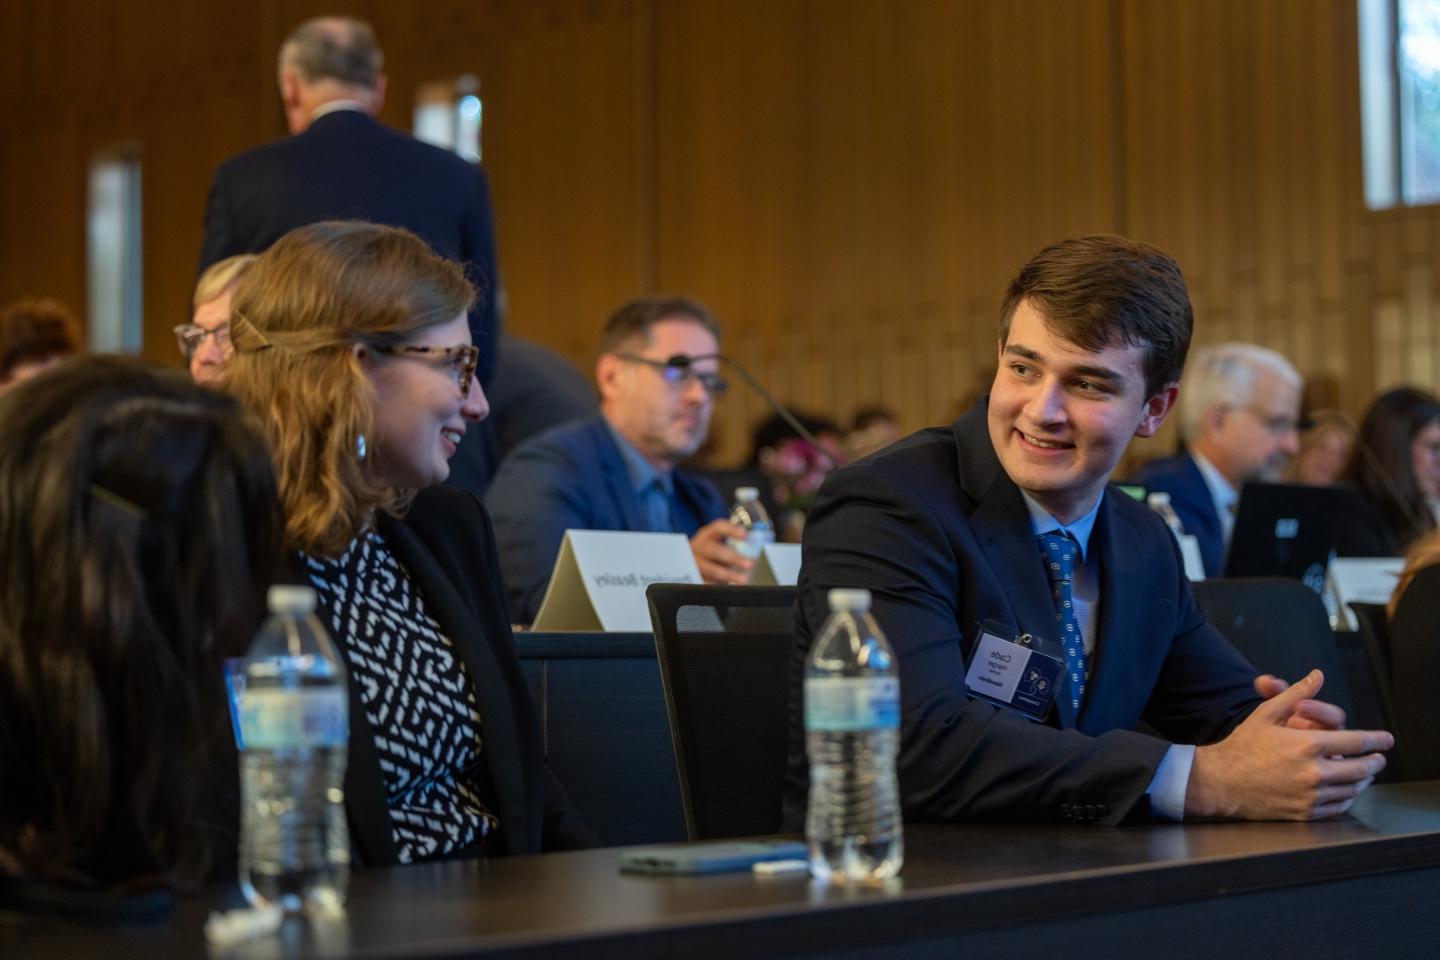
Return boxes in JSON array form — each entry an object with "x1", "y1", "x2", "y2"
[
  {"x1": 485, "y1": 296, "x2": 754, "y2": 623},
  {"x1": 785, "y1": 235, "x2": 1391, "y2": 828},
  {"x1": 197, "y1": 16, "x2": 502, "y2": 492}
]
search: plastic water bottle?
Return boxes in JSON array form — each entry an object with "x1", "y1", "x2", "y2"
[
  {"x1": 238, "y1": 585, "x2": 350, "y2": 913},
  {"x1": 804, "y1": 588, "x2": 903, "y2": 882},
  {"x1": 726, "y1": 486, "x2": 775, "y2": 559},
  {"x1": 1147, "y1": 491, "x2": 1187, "y2": 538}
]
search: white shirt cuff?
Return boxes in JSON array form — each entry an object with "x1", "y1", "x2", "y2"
[{"x1": 1147, "y1": 743, "x2": 1195, "y2": 821}]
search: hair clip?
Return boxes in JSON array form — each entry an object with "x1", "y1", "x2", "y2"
[{"x1": 89, "y1": 484, "x2": 148, "y2": 519}]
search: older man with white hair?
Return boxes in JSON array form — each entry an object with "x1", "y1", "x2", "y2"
[{"x1": 1133, "y1": 342, "x2": 1302, "y2": 577}]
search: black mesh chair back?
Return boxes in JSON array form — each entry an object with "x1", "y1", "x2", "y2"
[
  {"x1": 1335, "y1": 601, "x2": 1398, "y2": 752},
  {"x1": 1385, "y1": 564, "x2": 1440, "y2": 781},
  {"x1": 1192, "y1": 577, "x2": 1355, "y2": 719},
  {"x1": 646, "y1": 583, "x2": 797, "y2": 841}
]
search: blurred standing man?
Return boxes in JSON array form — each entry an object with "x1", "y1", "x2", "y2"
[
  {"x1": 1133, "y1": 343, "x2": 1302, "y2": 576},
  {"x1": 485, "y1": 297, "x2": 753, "y2": 623},
  {"x1": 198, "y1": 16, "x2": 502, "y2": 491}
]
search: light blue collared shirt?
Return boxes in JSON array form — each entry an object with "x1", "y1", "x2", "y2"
[
  {"x1": 602, "y1": 417, "x2": 676, "y2": 533},
  {"x1": 1021, "y1": 489, "x2": 1192, "y2": 821}
]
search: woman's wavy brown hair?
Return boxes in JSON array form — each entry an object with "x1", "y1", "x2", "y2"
[
  {"x1": 222, "y1": 221, "x2": 474, "y2": 556},
  {"x1": 0, "y1": 356, "x2": 282, "y2": 890}
]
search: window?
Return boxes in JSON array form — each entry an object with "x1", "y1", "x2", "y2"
[
  {"x1": 413, "y1": 76, "x2": 482, "y2": 164},
  {"x1": 1359, "y1": 0, "x2": 1440, "y2": 208},
  {"x1": 87, "y1": 147, "x2": 143, "y2": 352}
]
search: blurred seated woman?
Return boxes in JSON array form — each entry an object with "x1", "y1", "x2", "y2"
[
  {"x1": 0, "y1": 357, "x2": 282, "y2": 896},
  {"x1": 1334, "y1": 387, "x2": 1440, "y2": 556},
  {"x1": 223, "y1": 221, "x2": 592, "y2": 865},
  {"x1": 1283, "y1": 409, "x2": 1354, "y2": 487}
]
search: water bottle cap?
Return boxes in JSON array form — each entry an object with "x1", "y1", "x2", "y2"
[
  {"x1": 827, "y1": 588, "x2": 872, "y2": 611},
  {"x1": 735, "y1": 486, "x2": 759, "y2": 501},
  {"x1": 267, "y1": 585, "x2": 317, "y2": 615}
]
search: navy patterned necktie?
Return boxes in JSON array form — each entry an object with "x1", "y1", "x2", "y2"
[{"x1": 1038, "y1": 531, "x2": 1088, "y2": 728}]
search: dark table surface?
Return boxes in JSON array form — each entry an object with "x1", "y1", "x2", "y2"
[{"x1": 7, "y1": 781, "x2": 1440, "y2": 959}]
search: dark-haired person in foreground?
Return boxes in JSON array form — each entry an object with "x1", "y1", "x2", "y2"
[
  {"x1": 785, "y1": 235, "x2": 1392, "y2": 828},
  {"x1": 0, "y1": 356, "x2": 282, "y2": 894}
]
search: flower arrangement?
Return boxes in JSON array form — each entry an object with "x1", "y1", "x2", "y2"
[{"x1": 757, "y1": 436, "x2": 846, "y2": 540}]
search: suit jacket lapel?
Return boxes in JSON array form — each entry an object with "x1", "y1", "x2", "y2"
[
  {"x1": 944, "y1": 408, "x2": 1059, "y2": 662},
  {"x1": 952, "y1": 406, "x2": 1057, "y2": 643},
  {"x1": 1082, "y1": 494, "x2": 1147, "y2": 734},
  {"x1": 381, "y1": 515, "x2": 532, "y2": 854},
  {"x1": 589, "y1": 417, "x2": 647, "y2": 532}
]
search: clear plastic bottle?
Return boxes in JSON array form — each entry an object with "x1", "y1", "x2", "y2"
[
  {"x1": 726, "y1": 486, "x2": 776, "y2": 559},
  {"x1": 1147, "y1": 491, "x2": 1187, "y2": 538},
  {"x1": 238, "y1": 585, "x2": 350, "y2": 913},
  {"x1": 804, "y1": 588, "x2": 903, "y2": 883}
]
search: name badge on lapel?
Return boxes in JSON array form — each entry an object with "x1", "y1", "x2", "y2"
[{"x1": 963, "y1": 620, "x2": 1064, "y2": 722}]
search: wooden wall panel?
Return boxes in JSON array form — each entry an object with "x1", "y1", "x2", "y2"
[
  {"x1": 2, "y1": 0, "x2": 1440, "y2": 463},
  {"x1": 656, "y1": 0, "x2": 1117, "y2": 462}
]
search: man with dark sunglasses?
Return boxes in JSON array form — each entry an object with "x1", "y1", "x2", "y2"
[{"x1": 486, "y1": 296, "x2": 753, "y2": 624}]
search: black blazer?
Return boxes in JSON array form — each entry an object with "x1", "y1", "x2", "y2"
[
  {"x1": 305, "y1": 487, "x2": 594, "y2": 864},
  {"x1": 784, "y1": 401, "x2": 1260, "y2": 828}
]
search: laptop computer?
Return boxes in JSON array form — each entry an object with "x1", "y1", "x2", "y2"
[{"x1": 1223, "y1": 482, "x2": 1343, "y2": 594}]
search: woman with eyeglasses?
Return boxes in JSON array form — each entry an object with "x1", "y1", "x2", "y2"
[
  {"x1": 176, "y1": 255, "x2": 257, "y2": 385},
  {"x1": 223, "y1": 220, "x2": 593, "y2": 866}
]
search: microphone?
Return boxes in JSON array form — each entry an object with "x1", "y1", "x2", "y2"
[{"x1": 715, "y1": 354, "x2": 842, "y2": 471}]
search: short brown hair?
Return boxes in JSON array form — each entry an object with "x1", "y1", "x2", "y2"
[
  {"x1": 0, "y1": 298, "x2": 81, "y2": 382},
  {"x1": 223, "y1": 221, "x2": 473, "y2": 556},
  {"x1": 596, "y1": 296, "x2": 721, "y2": 358},
  {"x1": 999, "y1": 235, "x2": 1193, "y2": 397}
]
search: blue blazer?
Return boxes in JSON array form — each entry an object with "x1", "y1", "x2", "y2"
[
  {"x1": 783, "y1": 402, "x2": 1259, "y2": 828},
  {"x1": 484, "y1": 415, "x2": 729, "y2": 623},
  {"x1": 1131, "y1": 452, "x2": 1226, "y2": 577},
  {"x1": 198, "y1": 110, "x2": 503, "y2": 493}
]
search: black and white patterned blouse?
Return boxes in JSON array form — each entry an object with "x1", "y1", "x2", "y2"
[{"x1": 304, "y1": 530, "x2": 498, "y2": 863}]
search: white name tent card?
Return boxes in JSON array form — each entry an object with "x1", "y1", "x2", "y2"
[
  {"x1": 531, "y1": 530, "x2": 702, "y2": 632},
  {"x1": 1325, "y1": 557, "x2": 1404, "y2": 630},
  {"x1": 751, "y1": 543, "x2": 802, "y2": 586}
]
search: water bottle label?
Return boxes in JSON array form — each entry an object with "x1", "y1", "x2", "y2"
[
  {"x1": 727, "y1": 523, "x2": 775, "y2": 559},
  {"x1": 240, "y1": 688, "x2": 348, "y2": 748},
  {"x1": 805, "y1": 677, "x2": 900, "y2": 731}
]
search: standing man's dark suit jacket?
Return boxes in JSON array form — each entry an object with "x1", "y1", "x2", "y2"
[
  {"x1": 783, "y1": 402, "x2": 1259, "y2": 829},
  {"x1": 316, "y1": 487, "x2": 595, "y2": 864},
  {"x1": 1131, "y1": 451, "x2": 1227, "y2": 577},
  {"x1": 484, "y1": 415, "x2": 729, "y2": 624},
  {"x1": 199, "y1": 108, "x2": 503, "y2": 492}
]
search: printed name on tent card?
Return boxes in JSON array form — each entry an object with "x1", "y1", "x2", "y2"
[{"x1": 531, "y1": 530, "x2": 702, "y2": 631}]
